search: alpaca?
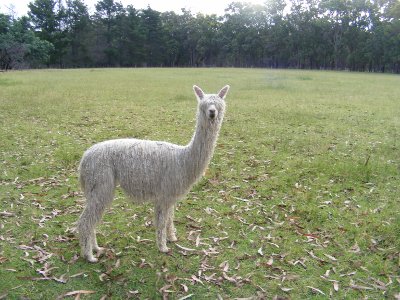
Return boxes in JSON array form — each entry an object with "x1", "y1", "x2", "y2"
[{"x1": 77, "y1": 85, "x2": 230, "y2": 262}]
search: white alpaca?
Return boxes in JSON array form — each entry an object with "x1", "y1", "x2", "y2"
[{"x1": 77, "y1": 85, "x2": 230, "y2": 262}]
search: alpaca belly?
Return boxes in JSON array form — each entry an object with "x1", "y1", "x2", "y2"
[
  {"x1": 120, "y1": 182, "x2": 157, "y2": 203},
  {"x1": 119, "y1": 171, "x2": 189, "y2": 204},
  {"x1": 118, "y1": 170, "x2": 160, "y2": 203},
  {"x1": 120, "y1": 179, "x2": 187, "y2": 203}
]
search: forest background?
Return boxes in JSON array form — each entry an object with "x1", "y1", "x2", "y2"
[{"x1": 0, "y1": 0, "x2": 399, "y2": 72}]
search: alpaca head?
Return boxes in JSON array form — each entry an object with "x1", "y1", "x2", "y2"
[{"x1": 193, "y1": 85, "x2": 230, "y2": 125}]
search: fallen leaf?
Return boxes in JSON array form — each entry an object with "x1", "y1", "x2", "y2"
[
  {"x1": 204, "y1": 273, "x2": 216, "y2": 282},
  {"x1": 70, "y1": 272, "x2": 85, "y2": 278},
  {"x1": 307, "y1": 251, "x2": 326, "y2": 263},
  {"x1": 323, "y1": 254, "x2": 337, "y2": 261},
  {"x1": 21, "y1": 258, "x2": 35, "y2": 266},
  {"x1": 266, "y1": 242, "x2": 280, "y2": 248},
  {"x1": 204, "y1": 207, "x2": 217, "y2": 214},
  {"x1": 291, "y1": 260, "x2": 307, "y2": 269},
  {"x1": 59, "y1": 290, "x2": 96, "y2": 299},
  {"x1": 52, "y1": 274, "x2": 68, "y2": 284},
  {"x1": 114, "y1": 259, "x2": 120, "y2": 269},
  {"x1": 18, "y1": 245, "x2": 34, "y2": 251},
  {"x1": 233, "y1": 196, "x2": 249, "y2": 202},
  {"x1": 257, "y1": 247, "x2": 263, "y2": 256},
  {"x1": 0, "y1": 211, "x2": 15, "y2": 217},
  {"x1": 180, "y1": 284, "x2": 189, "y2": 293},
  {"x1": 266, "y1": 257, "x2": 274, "y2": 266},
  {"x1": 37, "y1": 263, "x2": 57, "y2": 277},
  {"x1": 285, "y1": 274, "x2": 299, "y2": 281},
  {"x1": 340, "y1": 271, "x2": 356, "y2": 277},
  {"x1": 349, "y1": 283, "x2": 373, "y2": 291},
  {"x1": 185, "y1": 215, "x2": 198, "y2": 222},
  {"x1": 17, "y1": 276, "x2": 51, "y2": 281},
  {"x1": 348, "y1": 243, "x2": 361, "y2": 253},
  {"x1": 222, "y1": 272, "x2": 237, "y2": 283},
  {"x1": 191, "y1": 275, "x2": 204, "y2": 285},
  {"x1": 128, "y1": 290, "x2": 139, "y2": 295},
  {"x1": 302, "y1": 233, "x2": 319, "y2": 239},
  {"x1": 159, "y1": 284, "x2": 173, "y2": 293},
  {"x1": 333, "y1": 281, "x2": 339, "y2": 291},
  {"x1": 324, "y1": 269, "x2": 330, "y2": 277},
  {"x1": 219, "y1": 261, "x2": 229, "y2": 272},
  {"x1": 369, "y1": 277, "x2": 387, "y2": 290},
  {"x1": 202, "y1": 247, "x2": 220, "y2": 256},
  {"x1": 195, "y1": 234, "x2": 201, "y2": 247},
  {"x1": 68, "y1": 254, "x2": 80, "y2": 264},
  {"x1": 99, "y1": 273, "x2": 108, "y2": 282},
  {"x1": 175, "y1": 244, "x2": 196, "y2": 252},
  {"x1": 307, "y1": 286, "x2": 326, "y2": 295},
  {"x1": 136, "y1": 236, "x2": 152, "y2": 243},
  {"x1": 138, "y1": 258, "x2": 154, "y2": 268},
  {"x1": 178, "y1": 294, "x2": 194, "y2": 300}
]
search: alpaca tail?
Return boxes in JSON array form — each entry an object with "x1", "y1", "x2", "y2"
[{"x1": 78, "y1": 159, "x2": 86, "y2": 193}]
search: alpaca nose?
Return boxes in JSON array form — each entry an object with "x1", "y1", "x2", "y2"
[{"x1": 209, "y1": 109, "x2": 216, "y2": 118}]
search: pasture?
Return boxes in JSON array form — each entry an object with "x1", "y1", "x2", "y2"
[{"x1": 0, "y1": 68, "x2": 399, "y2": 299}]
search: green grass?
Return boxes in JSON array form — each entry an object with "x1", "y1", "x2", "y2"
[{"x1": 0, "y1": 68, "x2": 399, "y2": 299}]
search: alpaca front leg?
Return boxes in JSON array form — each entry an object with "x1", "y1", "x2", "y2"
[
  {"x1": 92, "y1": 231, "x2": 105, "y2": 254},
  {"x1": 155, "y1": 204, "x2": 169, "y2": 252},
  {"x1": 167, "y1": 205, "x2": 177, "y2": 242}
]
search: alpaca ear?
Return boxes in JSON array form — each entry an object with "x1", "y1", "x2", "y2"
[
  {"x1": 193, "y1": 85, "x2": 205, "y2": 101},
  {"x1": 218, "y1": 85, "x2": 230, "y2": 100}
]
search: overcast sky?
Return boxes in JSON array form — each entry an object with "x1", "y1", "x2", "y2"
[{"x1": 1, "y1": 0, "x2": 265, "y2": 17}]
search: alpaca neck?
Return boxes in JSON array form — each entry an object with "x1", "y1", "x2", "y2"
[{"x1": 184, "y1": 117, "x2": 221, "y2": 182}]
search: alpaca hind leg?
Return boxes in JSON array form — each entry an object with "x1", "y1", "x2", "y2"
[
  {"x1": 154, "y1": 203, "x2": 170, "y2": 252},
  {"x1": 78, "y1": 180, "x2": 115, "y2": 262},
  {"x1": 77, "y1": 206, "x2": 99, "y2": 263},
  {"x1": 166, "y1": 205, "x2": 177, "y2": 242}
]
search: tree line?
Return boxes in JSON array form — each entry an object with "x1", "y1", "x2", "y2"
[{"x1": 1, "y1": 0, "x2": 399, "y2": 72}]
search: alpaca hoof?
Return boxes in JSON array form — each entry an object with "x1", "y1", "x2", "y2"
[
  {"x1": 94, "y1": 246, "x2": 105, "y2": 254},
  {"x1": 168, "y1": 235, "x2": 178, "y2": 242},
  {"x1": 159, "y1": 246, "x2": 170, "y2": 253},
  {"x1": 85, "y1": 255, "x2": 98, "y2": 263}
]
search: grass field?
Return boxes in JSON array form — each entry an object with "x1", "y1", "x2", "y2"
[{"x1": 0, "y1": 68, "x2": 399, "y2": 299}]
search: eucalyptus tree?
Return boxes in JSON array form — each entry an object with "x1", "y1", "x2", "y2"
[
  {"x1": 220, "y1": 2, "x2": 267, "y2": 67},
  {"x1": 0, "y1": 13, "x2": 53, "y2": 69},
  {"x1": 93, "y1": 0, "x2": 125, "y2": 66},
  {"x1": 28, "y1": 0, "x2": 67, "y2": 66},
  {"x1": 160, "y1": 10, "x2": 188, "y2": 66},
  {"x1": 118, "y1": 5, "x2": 146, "y2": 66},
  {"x1": 140, "y1": 6, "x2": 166, "y2": 66},
  {"x1": 65, "y1": 0, "x2": 91, "y2": 66}
]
